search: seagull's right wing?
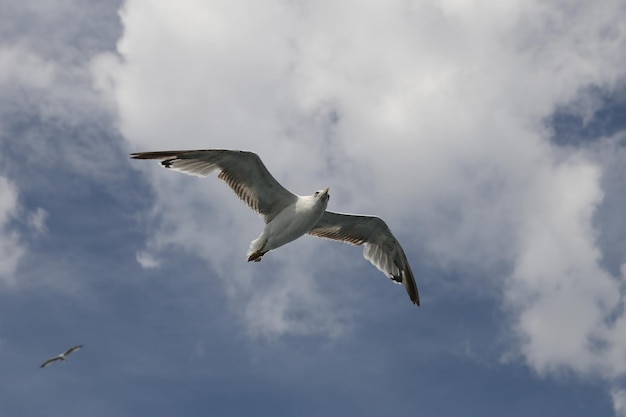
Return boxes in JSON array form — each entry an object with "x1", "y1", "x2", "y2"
[
  {"x1": 131, "y1": 150, "x2": 298, "y2": 223},
  {"x1": 308, "y1": 211, "x2": 420, "y2": 306}
]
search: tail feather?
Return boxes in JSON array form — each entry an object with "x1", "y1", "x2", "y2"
[
  {"x1": 247, "y1": 250, "x2": 267, "y2": 262},
  {"x1": 247, "y1": 234, "x2": 268, "y2": 262}
]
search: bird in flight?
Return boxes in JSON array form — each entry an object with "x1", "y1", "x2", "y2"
[
  {"x1": 40, "y1": 345, "x2": 84, "y2": 368},
  {"x1": 131, "y1": 149, "x2": 420, "y2": 306}
]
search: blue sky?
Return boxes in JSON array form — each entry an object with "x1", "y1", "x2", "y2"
[{"x1": 1, "y1": 0, "x2": 626, "y2": 416}]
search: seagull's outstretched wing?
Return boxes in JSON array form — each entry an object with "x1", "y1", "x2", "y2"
[
  {"x1": 40, "y1": 356, "x2": 62, "y2": 368},
  {"x1": 64, "y1": 345, "x2": 83, "y2": 356},
  {"x1": 308, "y1": 211, "x2": 420, "y2": 306},
  {"x1": 131, "y1": 150, "x2": 297, "y2": 223}
]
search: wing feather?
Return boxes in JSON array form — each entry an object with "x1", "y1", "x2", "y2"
[
  {"x1": 64, "y1": 345, "x2": 83, "y2": 356},
  {"x1": 131, "y1": 150, "x2": 297, "y2": 223},
  {"x1": 40, "y1": 356, "x2": 62, "y2": 368},
  {"x1": 308, "y1": 211, "x2": 420, "y2": 306}
]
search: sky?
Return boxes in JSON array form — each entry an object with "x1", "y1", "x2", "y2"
[{"x1": 1, "y1": 0, "x2": 626, "y2": 415}]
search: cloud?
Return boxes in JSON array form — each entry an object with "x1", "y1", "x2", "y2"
[
  {"x1": 0, "y1": 0, "x2": 126, "y2": 292},
  {"x1": 504, "y1": 154, "x2": 621, "y2": 375},
  {"x1": 136, "y1": 250, "x2": 160, "y2": 269},
  {"x1": 0, "y1": 45, "x2": 55, "y2": 88},
  {"x1": 0, "y1": 176, "x2": 26, "y2": 285},
  {"x1": 96, "y1": 2, "x2": 626, "y2": 408},
  {"x1": 613, "y1": 388, "x2": 626, "y2": 417},
  {"x1": 0, "y1": 175, "x2": 48, "y2": 287},
  {"x1": 26, "y1": 207, "x2": 48, "y2": 235}
]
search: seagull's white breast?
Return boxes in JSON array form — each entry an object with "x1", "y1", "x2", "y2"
[{"x1": 263, "y1": 195, "x2": 327, "y2": 251}]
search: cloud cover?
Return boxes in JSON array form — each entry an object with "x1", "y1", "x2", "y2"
[
  {"x1": 90, "y1": 0, "x2": 626, "y2": 411},
  {"x1": 1, "y1": 0, "x2": 625, "y2": 415},
  {"x1": 0, "y1": 0, "x2": 126, "y2": 290}
]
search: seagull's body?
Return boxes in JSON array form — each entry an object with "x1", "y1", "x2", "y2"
[
  {"x1": 40, "y1": 345, "x2": 83, "y2": 368},
  {"x1": 247, "y1": 189, "x2": 329, "y2": 261},
  {"x1": 131, "y1": 149, "x2": 420, "y2": 306}
]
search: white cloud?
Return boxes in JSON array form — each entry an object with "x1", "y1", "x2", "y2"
[
  {"x1": 613, "y1": 388, "x2": 626, "y2": 417},
  {"x1": 0, "y1": 45, "x2": 55, "y2": 88},
  {"x1": 0, "y1": 176, "x2": 26, "y2": 286},
  {"x1": 0, "y1": 176, "x2": 50, "y2": 287},
  {"x1": 0, "y1": 0, "x2": 122, "y2": 291},
  {"x1": 505, "y1": 155, "x2": 620, "y2": 375},
  {"x1": 136, "y1": 250, "x2": 161, "y2": 269},
  {"x1": 97, "y1": 2, "x2": 626, "y2": 405},
  {"x1": 26, "y1": 207, "x2": 48, "y2": 235},
  {"x1": 241, "y1": 262, "x2": 352, "y2": 340}
]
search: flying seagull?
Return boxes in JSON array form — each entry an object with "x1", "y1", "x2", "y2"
[
  {"x1": 40, "y1": 345, "x2": 84, "y2": 368},
  {"x1": 131, "y1": 149, "x2": 420, "y2": 306}
]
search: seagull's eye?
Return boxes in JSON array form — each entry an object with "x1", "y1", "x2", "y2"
[{"x1": 314, "y1": 191, "x2": 319, "y2": 197}]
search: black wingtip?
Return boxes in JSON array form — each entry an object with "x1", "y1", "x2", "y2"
[
  {"x1": 410, "y1": 288, "x2": 421, "y2": 307},
  {"x1": 402, "y1": 269, "x2": 420, "y2": 307},
  {"x1": 130, "y1": 151, "x2": 189, "y2": 160},
  {"x1": 130, "y1": 152, "x2": 166, "y2": 160}
]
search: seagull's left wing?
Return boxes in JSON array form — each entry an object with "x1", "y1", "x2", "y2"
[
  {"x1": 308, "y1": 211, "x2": 420, "y2": 306},
  {"x1": 64, "y1": 345, "x2": 83, "y2": 356},
  {"x1": 40, "y1": 356, "x2": 62, "y2": 368},
  {"x1": 131, "y1": 150, "x2": 297, "y2": 223}
]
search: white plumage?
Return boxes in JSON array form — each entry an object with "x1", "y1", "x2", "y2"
[
  {"x1": 131, "y1": 149, "x2": 419, "y2": 306},
  {"x1": 40, "y1": 345, "x2": 83, "y2": 368}
]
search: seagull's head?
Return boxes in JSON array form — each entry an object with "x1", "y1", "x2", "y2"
[{"x1": 314, "y1": 187, "x2": 330, "y2": 204}]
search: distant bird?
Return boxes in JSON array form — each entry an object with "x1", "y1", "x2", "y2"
[
  {"x1": 40, "y1": 345, "x2": 84, "y2": 368},
  {"x1": 131, "y1": 149, "x2": 420, "y2": 306}
]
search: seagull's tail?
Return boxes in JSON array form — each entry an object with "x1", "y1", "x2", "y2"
[{"x1": 247, "y1": 235, "x2": 268, "y2": 262}]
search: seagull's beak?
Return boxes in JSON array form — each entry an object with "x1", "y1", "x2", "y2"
[{"x1": 323, "y1": 187, "x2": 329, "y2": 194}]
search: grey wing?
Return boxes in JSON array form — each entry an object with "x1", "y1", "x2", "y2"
[
  {"x1": 131, "y1": 150, "x2": 298, "y2": 223},
  {"x1": 64, "y1": 345, "x2": 83, "y2": 356},
  {"x1": 40, "y1": 356, "x2": 62, "y2": 368},
  {"x1": 308, "y1": 211, "x2": 420, "y2": 306}
]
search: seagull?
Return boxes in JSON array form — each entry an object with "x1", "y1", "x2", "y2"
[
  {"x1": 131, "y1": 149, "x2": 420, "y2": 306},
  {"x1": 40, "y1": 345, "x2": 84, "y2": 368}
]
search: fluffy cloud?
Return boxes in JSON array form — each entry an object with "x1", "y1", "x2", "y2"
[
  {"x1": 0, "y1": 0, "x2": 123, "y2": 289},
  {"x1": 0, "y1": 177, "x2": 25, "y2": 285},
  {"x1": 0, "y1": 174, "x2": 50, "y2": 286},
  {"x1": 0, "y1": 43, "x2": 54, "y2": 287},
  {"x1": 96, "y1": 1, "x2": 626, "y2": 407},
  {"x1": 613, "y1": 388, "x2": 626, "y2": 417},
  {"x1": 0, "y1": 45, "x2": 55, "y2": 87}
]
